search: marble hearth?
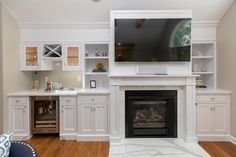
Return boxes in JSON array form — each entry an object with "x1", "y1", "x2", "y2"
[{"x1": 109, "y1": 75, "x2": 198, "y2": 143}]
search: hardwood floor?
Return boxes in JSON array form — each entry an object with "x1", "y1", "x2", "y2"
[
  {"x1": 199, "y1": 141, "x2": 236, "y2": 157},
  {"x1": 26, "y1": 136, "x2": 109, "y2": 157},
  {"x1": 26, "y1": 136, "x2": 236, "y2": 157}
]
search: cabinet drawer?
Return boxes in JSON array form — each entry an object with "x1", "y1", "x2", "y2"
[
  {"x1": 60, "y1": 96, "x2": 77, "y2": 106},
  {"x1": 197, "y1": 95, "x2": 229, "y2": 103},
  {"x1": 79, "y1": 95, "x2": 107, "y2": 103},
  {"x1": 10, "y1": 97, "x2": 28, "y2": 105}
]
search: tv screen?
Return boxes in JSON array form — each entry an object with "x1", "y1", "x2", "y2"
[{"x1": 115, "y1": 18, "x2": 191, "y2": 62}]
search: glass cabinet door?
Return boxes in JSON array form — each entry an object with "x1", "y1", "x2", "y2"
[
  {"x1": 23, "y1": 45, "x2": 40, "y2": 70},
  {"x1": 63, "y1": 44, "x2": 81, "y2": 70}
]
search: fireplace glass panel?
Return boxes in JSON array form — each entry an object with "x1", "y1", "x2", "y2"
[{"x1": 133, "y1": 100, "x2": 166, "y2": 129}]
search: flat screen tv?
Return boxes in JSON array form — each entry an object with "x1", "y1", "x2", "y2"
[{"x1": 115, "y1": 18, "x2": 192, "y2": 62}]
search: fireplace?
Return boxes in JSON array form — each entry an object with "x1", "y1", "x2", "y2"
[{"x1": 125, "y1": 90, "x2": 177, "y2": 138}]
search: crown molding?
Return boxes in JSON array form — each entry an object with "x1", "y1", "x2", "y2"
[
  {"x1": 192, "y1": 21, "x2": 219, "y2": 28},
  {"x1": 17, "y1": 21, "x2": 110, "y2": 30}
]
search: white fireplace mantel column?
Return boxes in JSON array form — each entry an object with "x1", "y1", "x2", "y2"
[{"x1": 109, "y1": 75, "x2": 198, "y2": 143}]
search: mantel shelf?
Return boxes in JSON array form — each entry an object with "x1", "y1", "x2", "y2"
[{"x1": 192, "y1": 56, "x2": 213, "y2": 59}]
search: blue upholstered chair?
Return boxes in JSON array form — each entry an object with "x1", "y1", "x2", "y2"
[{"x1": 9, "y1": 141, "x2": 38, "y2": 157}]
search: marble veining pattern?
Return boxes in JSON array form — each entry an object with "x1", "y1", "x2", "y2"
[{"x1": 109, "y1": 139, "x2": 210, "y2": 157}]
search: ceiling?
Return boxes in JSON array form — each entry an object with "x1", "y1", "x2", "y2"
[{"x1": 1, "y1": 0, "x2": 234, "y2": 23}]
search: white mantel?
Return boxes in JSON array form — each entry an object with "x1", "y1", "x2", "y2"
[{"x1": 109, "y1": 75, "x2": 198, "y2": 143}]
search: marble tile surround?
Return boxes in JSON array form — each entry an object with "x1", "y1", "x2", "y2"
[{"x1": 109, "y1": 138, "x2": 210, "y2": 157}]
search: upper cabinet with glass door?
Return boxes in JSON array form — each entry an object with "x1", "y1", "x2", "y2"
[
  {"x1": 21, "y1": 43, "x2": 41, "y2": 71},
  {"x1": 62, "y1": 44, "x2": 82, "y2": 71}
]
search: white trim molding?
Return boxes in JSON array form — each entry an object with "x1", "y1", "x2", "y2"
[
  {"x1": 229, "y1": 136, "x2": 236, "y2": 145},
  {"x1": 18, "y1": 22, "x2": 110, "y2": 30}
]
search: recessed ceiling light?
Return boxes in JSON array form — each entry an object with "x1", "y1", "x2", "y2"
[{"x1": 92, "y1": 0, "x2": 100, "y2": 2}]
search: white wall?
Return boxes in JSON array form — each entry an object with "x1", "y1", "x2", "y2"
[
  {"x1": 217, "y1": 0, "x2": 236, "y2": 137},
  {"x1": 0, "y1": 2, "x2": 3, "y2": 133},
  {"x1": 1, "y1": 4, "x2": 32, "y2": 132}
]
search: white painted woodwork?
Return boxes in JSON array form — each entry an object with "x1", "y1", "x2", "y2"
[
  {"x1": 109, "y1": 75, "x2": 197, "y2": 143},
  {"x1": 84, "y1": 42, "x2": 109, "y2": 88},
  {"x1": 62, "y1": 43, "x2": 82, "y2": 71},
  {"x1": 60, "y1": 96, "x2": 77, "y2": 140},
  {"x1": 80, "y1": 105, "x2": 94, "y2": 133},
  {"x1": 78, "y1": 94, "x2": 109, "y2": 141},
  {"x1": 196, "y1": 92, "x2": 230, "y2": 141},
  {"x1": 20, "y1": 42, "x2": 53, "y2": 71},
  {"x1": 94, "y1": 104, "x2": 108, "y2": 134},
  {"x1": 8, "y1": 96, "x2": 31, "y2": 140}
]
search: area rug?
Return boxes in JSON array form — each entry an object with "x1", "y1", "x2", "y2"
[{"x1": 109, "y1": 138, "x2": 210, "y2": 157}]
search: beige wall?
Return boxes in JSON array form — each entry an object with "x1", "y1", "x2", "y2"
[
  {"x1": 0, "y1": 2, "x2": 3, "y2": 133},
  {"x1": 217, "y1": 1, "x2": 236, "y2": 137},
  {"x1": 37, "y1": 62, "x2": 83, "y2": 89},
  {"x1": 1, "y1": 4, "x2": 32, "y2": 132}
]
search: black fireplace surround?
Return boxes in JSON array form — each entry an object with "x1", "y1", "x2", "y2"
[{"x1": 125, "y1": 90, "x2": 177, "y2": 138}]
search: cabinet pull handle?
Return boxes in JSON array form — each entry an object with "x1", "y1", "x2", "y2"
[
  {"x1": 211, "y1": 97, "x2": 215, "y2": 100},
  {"x1": 94, "y1": 107, "x2": 96, "y2": 112},
  {"x1": 16, "y1": 100, "x2": 20, "y2": 103},
  {"x1": 66, "y1": 100, "x2": 70, "y2": 102}
]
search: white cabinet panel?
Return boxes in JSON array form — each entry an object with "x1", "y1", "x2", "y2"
[
  {"x1": 80, "y1": 105, "x2": 93, "y2": 133},
  {"x1": 212, "y1": 104, "x2": 227, "y2": 134},
  {"x1": 60, "y1": 96, "x2": 77, "y2": 140},
  {"x1": 197, "y1": 104, "x2": 212, "y2": 134},
  {"x1": 9, "y1": 96, "x2": 30, "y2": 139},
  {"x1": 60, "y1": 105, "x2": 77, "y2": 133},
  {"x1": 94, "y1": 105, "x2": 108, "y2": 134}
]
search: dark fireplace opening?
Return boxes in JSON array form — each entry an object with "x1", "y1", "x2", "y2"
[{"x1": 125, "y1": 90, "x2": 177, "y2": 138}]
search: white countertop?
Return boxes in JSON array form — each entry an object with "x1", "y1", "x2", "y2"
[
  {"x1": 196, "y1": 88, "x2": 232, "y2": 94},
  {"x1": 8, "y1": 88, "x2": 110, "y2": 96}
]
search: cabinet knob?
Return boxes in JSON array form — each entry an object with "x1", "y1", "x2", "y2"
[
  {"x1": 211, "y1": 97, "x2": 215, "y2": 100},
  {"x1": 91, "y1": 98, "x2": 95, "y2": 101},
  {"x1": 15, "y1": 100, "x2": 20, "y2": 103},
  {"x1": 66, "y1": 100, "x2": 70, "y2": 102}
]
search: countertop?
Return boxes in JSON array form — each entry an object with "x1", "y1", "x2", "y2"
[
  {"x1": 8, "y1": 88, "x2": 110, "y2": 96},
  {"x1": 196, "y1": 88, "x2": 232, "y2": 94}
]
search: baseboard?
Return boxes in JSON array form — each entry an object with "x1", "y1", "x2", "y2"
[
  {"x1": 197, "y1": 135, "x2": 231, "y2": 141},
  {"x1": 60, "y1": 134, "x2": 77, "y2": 140},
  {"x1": 229, "y1": 136, "x2": 236, "y2": 145},
  {"x1": 12, "y1": 134, "x2": 32, "y2": 141},
  {"x1": 184, "y1": 136, "x2": 198, "y2": 143},
  {"x1": 77, "y1": 134, "x2": 109, "y2": 141}
]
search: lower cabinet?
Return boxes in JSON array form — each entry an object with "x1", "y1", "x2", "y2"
[
  {"x1": 8, "y1": 96, "x2": 31, "y2": 140},
  {"x1": 196, "y1": 92, "x2": 230, "y2": 141},
  {"x1": 78, "y1": 94, "x2": 109, "y2": 141},
  {"x1": 60, "y1": 96, "x2": 77, "y2": 140}
]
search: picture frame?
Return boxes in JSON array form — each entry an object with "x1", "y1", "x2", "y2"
[{"x1": 90, "y1": 80, "x2": 96, "y2": 88}]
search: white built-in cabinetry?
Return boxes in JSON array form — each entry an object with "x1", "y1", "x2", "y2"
[
  {"x1": 192, "y1": 41, "x2": 216, "y2": 89},
  {"x1": 196, "y1": 91, "x2": 230, "y2": 141},
  {"x1": 20, "y1": 42, "x2": 82, "y2": 71},
  {"x1": 8, "y1": 96, "x2": 31, "y2": 140},
  {"x1": 78, "y1": 94, "x2": 109, "y2": 141},
  {"x1": 84, "y1": 42, "x2": 109, "y2": 88},
  {"x1": 60, "y1": 96, "x2": 77, "y2": 140}
]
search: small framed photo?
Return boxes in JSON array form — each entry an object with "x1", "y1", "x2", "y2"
[{"x1": 90, "y1": 80, "x2": 96, "y2": 88}]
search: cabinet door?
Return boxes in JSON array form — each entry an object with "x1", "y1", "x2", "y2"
[
  {"x1": 80, "y1": 105, "x2": 93, "y2": 133},
  {"x1": 60, "y1": 105, "x2": 77, "y2": 134},
  {"x1": 196, "y1": 103, "x2": 212, "y2": 134},
  {"x1": 63, "y1": 44, "x2": 81, "y2": 71},
  {"x1": 22, "y1": 44, "x2": 41, "y2": 71},
  {"x1": 11, "y1": 105, "x2": 29, "y2": 134},
  {"x1": 94, "y1": 104, "x2": 108, "y2": 134},
  {"x1": 211, "y1": 104, "x2": 228, "y2": 134}
]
